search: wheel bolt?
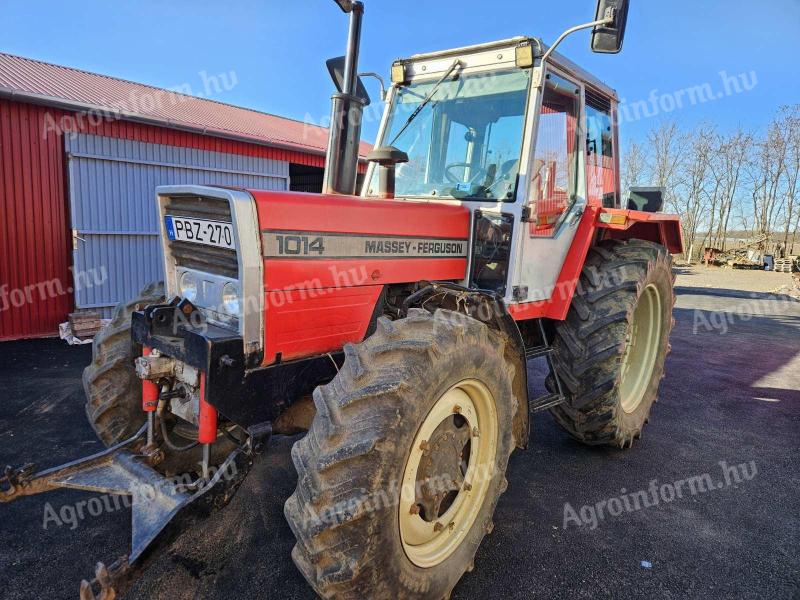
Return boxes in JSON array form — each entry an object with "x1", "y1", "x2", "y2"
[
  {"x1": 448, "y1": 521, "x2": 455, "y2": 531},
  {"x1": 419, "y1": 440, "x2": 430, "y2": 452},
  {"x1": 464, "y1": 482, "x2": 473, "y2": 491},
  {"x1": 409, "y1": 504, "x2": 420, "y2": 515},
  {"x1": 472, "y1": 427, "x2": 480, "y2": 438},
  {"x1": 453, "y1": 405, "x2": 462, "y2": 414},
  {"x1": 434, "y1": 522, "x2": 444, "y2": 532}
]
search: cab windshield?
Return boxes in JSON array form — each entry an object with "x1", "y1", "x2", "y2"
[{"x1": 367, "y1": 68, "x2": 531, "y2": 202}]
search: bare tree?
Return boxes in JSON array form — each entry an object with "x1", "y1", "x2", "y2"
[
  {"x1": 679, "y1": 125, "x2": 715, "y2": 261},
  {"x1": 777, "y1": 105, "x2": 800, "y2": 255},
  {"x1": 710, "y1": 129, "x2": 750, "y2": 250},
  {"x1": 747, "y1": 119, "x2": 786, "y2": 243},
  {"x1": 616, "y1": 108, "x2": 800, "y2": 259},
  {"x1": 702, "y1": 135, "x2": 726, "y2": 254},
  {"x1": 647, "y1": 121, "x2": 689, "y2": 254},
  {"x1": 621, "y1": 139, "x2": 648, "y2": 197},
  {"x1": 792, "y1": 206, "x2": 800, "y2": 255}
]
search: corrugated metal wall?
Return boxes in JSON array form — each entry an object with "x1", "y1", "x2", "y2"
[
  {"x1": 67, "y1": 133, "x2": 288, "y2": 316},
  {"x1": 0, "y1": 98, "x2": 324, "y2": 340}
]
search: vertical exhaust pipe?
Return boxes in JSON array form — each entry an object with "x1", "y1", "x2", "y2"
[{"x1": 323, "y1": 1, "x2": 365, "y2": 195}]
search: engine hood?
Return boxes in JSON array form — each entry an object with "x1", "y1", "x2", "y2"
[{"x1": 249, "y1": 189, "x2": 471, "y2": 291}]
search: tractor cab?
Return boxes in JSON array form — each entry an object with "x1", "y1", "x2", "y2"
[{"x1": 361, "y1": 38, "x2": 623, "y2": 306}]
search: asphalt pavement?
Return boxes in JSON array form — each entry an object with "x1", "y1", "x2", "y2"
[{"x1": 1, "y1": 281, "x2": 798, "y2": 599}]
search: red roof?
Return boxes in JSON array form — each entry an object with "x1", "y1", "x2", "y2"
[{"x1": 0, "y1": 52, "x2": 372, "y2": 157}]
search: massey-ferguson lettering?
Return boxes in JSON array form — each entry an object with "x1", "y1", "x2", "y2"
[
  {"x1": 1, "y1": 2, "x2": 683, "y2": 599},
  {"x1": 262, "y1": 231, "x2": 468, "y2": 259}
]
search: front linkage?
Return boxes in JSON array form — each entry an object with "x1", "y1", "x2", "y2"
[{"x1": 1, "y1": 421, "x2": 267, "y2": 599}]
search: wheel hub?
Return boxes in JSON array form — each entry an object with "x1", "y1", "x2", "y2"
[
  {"x1": 399, "y1": 379, "x2": 498, "y2": 568},
  {"x1": 414, "y1": 414, "x2": 471, "y2": 521}
]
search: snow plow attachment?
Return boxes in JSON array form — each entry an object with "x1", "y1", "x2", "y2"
[{"x1": 1, "y1": 424, "x2": 254, "y2": 599}]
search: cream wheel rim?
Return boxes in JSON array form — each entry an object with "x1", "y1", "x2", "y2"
[
  {"x1": 399, "y1": 379, "x2": 498, "y2": 568},
  {"x1": 620, "y1": 283, "x2": 663, "y2": 413}
]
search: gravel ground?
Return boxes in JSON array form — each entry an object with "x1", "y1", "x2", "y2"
[
  {"x1": 1, "y1": 269, "x2": 798, "y2": 599},
  {"x1": 675, "y1": 264, "x2": 797, "y2": 294}
]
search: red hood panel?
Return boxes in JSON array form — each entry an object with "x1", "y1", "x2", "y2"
[
  {"x1": 247, "y1": 190, "x2": 471, "y2": 365},
  {"x1": 250, "y1": 190, "x2": 470, "y2": 239}
]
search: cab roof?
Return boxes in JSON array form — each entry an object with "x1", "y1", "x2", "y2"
[{"x1": 401, "y1": 36, "x2": 618, "y2": 102}]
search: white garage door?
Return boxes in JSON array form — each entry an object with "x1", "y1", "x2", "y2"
[{"x1": 66, "y1": 133, "x2": 288, "y2": 316}]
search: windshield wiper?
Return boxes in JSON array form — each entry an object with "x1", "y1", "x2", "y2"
[{"x1": 389, "y1": 59, "x2": 463, "y2": 146}]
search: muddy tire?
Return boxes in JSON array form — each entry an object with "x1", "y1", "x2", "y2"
[
  {"x1": 284, "y1": 309, "x2": 518, "y2": 599},
  {"x1": 83, "y1": 281, "x2": 164, "y2": 446},
  {"x1": 548, "y1": 240, "x2": 675, "y2": 448}
]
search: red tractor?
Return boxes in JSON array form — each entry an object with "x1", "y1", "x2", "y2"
[{"x1": 2, "y1": 1, "x2": 682, "y2": 598}]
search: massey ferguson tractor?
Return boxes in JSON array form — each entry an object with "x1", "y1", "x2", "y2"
[{"x1": 2, "y1": 1, "x2": 683, "y2": 598}]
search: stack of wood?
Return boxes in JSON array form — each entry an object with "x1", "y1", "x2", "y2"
[{"x1": 68, "y1": 312, "x2": 103, "y2": 340}]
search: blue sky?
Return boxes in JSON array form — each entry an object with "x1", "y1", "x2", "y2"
[{"x1": 4, "y1": 0, "x2": 799, "y2": 149}]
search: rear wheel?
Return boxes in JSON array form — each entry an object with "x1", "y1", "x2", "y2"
[
  {"x1": 548, "y1": 240, "x2": 675, "y2": 448},
  {"x1": 284, "y1": 309, "x2": 518, "y2": 599}
]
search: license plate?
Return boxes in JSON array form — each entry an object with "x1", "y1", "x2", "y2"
[{"x1": 164, "y1": 216, "x2": 235, "y2": 249}]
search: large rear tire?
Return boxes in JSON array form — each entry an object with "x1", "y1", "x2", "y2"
[
  {"x1": 548, "y1": 240, "x2": 675, "y2": 448},
  {"x1": 284, "y1": 309, "x2": 518, "y2": 599},
  {"x1": 83, "y1": 281, "x2": 164, "y2": 446}
]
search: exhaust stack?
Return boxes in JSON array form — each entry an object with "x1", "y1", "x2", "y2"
[{"x1": 323, "y1": 1, "x2": 365, "y2": 195}]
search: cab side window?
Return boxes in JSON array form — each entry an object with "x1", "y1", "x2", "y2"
[
  {"x1": 585, "y1": 90, "x2": 617, "y2": 207},
  {"x1": 529, "y1": 74, "x2": 581, "y2": 236}
]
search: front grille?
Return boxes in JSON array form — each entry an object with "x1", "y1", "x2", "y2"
[
  {"x1": 165, "y1": 195, "x2": 232, "y2": 220},
  {"x1": 164, "y1": 195, "x2": 239, "y2": 278}
]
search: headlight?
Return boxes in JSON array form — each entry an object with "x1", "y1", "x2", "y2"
[
  {"x1": 221, "y1": 282, "x2": 241, "y2": 316},
  {"x1": 179, "y1": 271, "x2": 198, "y2": 301}
]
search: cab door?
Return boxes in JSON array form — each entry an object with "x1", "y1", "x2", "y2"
[{"x1": 512, "y1": 70, "x2": 586, "y2": 303}]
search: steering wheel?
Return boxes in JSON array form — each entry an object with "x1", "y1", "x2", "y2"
[{"x1": 444, "y1": 162, "x2": 487, "y2": 186}]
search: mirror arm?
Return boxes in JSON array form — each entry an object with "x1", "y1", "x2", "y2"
[
  {"x1": 359, "y1": 72, "x2": 387, "y2": 101},
  {"x1": 540, "y1": 14, "x2": 615, "y2": 66},
  {"x1": 531, "y1": 14, "x2": 614, "y2": 88}
]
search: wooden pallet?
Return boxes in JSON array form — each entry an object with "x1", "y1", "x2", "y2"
[
  {"x1": 69, "y1": 311, "x2": 102, "y2": 339},
  {"x1": 773, "y1": 258, "x2": 796, "y2": 273}
]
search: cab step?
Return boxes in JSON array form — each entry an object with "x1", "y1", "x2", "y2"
[
  {"x1": 525, "y1": 319, "x2": 567, "y2": 414},
  {"x1": 525, "y1": 345, "x2": 553, "y2": 360},
  {"x1": 528, "y1": 393, "x2": 565, "y2": 412}
]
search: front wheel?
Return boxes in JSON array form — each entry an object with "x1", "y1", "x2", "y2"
[
  {"x1": 549, "y1": 239, "x2": 675, "y2": 448},
  {"x1": 284, "y1": 309, "x2": 519, "y2": 599},
  {"x1": 83, "y1": 281, "x2": 165, "y2": 445}
]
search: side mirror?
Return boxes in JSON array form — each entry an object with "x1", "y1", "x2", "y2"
[
  {"x1": 326, "y1": 56, "x2": 371, "y2": 106},
  {"x1": 591, "y1": 0, "x2": 630, "y2": 54},
  {"x1": 332, "y1": 0, "x2": 356, "y2": 13}
]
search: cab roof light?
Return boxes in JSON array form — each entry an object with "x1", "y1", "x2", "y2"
[
  {"x1": 391, "y1": 61, "x2": 407, "y2": 84},
  {"x1": 515, "y1": 43, "x2": 535, "y2": 69}
]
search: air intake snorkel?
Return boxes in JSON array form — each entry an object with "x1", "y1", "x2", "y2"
[{"x1": 322, "y1": 0, "x2": 366, "y2": 195}]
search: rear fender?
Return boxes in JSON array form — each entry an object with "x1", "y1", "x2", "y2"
[
  {"x1": 508, "y1": 207, "x2": 683, "y2": 322},
  {"x1": 596, "y1": 208, "x2": 684, "y2": 254}
]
